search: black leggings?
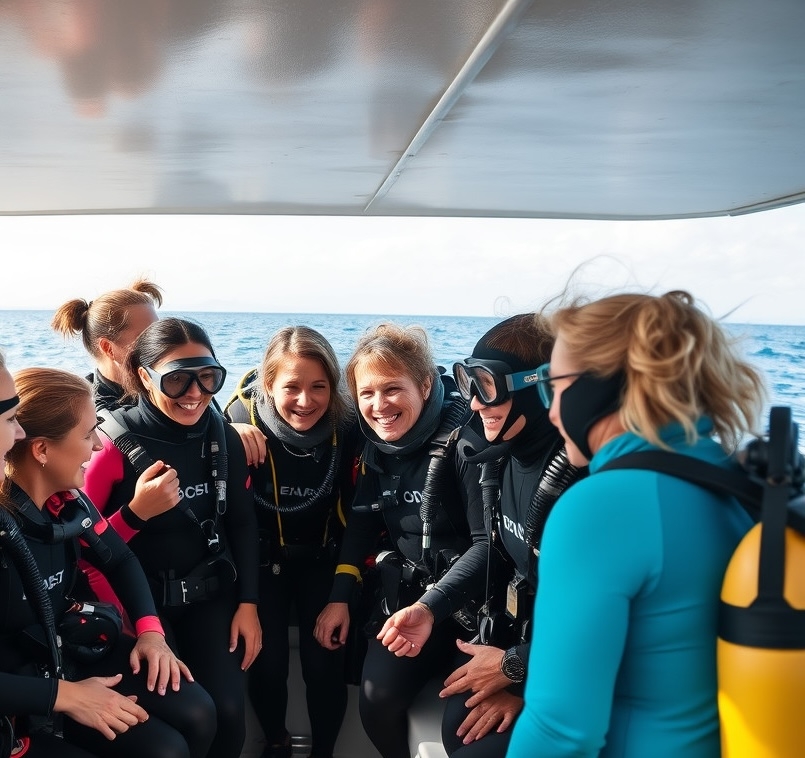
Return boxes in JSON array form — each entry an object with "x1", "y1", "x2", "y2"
[
  {"x1": 359, "y1": 620, "x2": 462, "y2": 758},
  {"x1": 64, "y1": 632, "x2": 216, "y2": 758},
  {"x1": 160, "y1": 594, "x2": 248, "y2": 758},
  {"x1": 17, "y1": 731, "x2": 98, "y2": 758},
  {"x1": 249, "y1": 555, "x2": 347, "y2": 757}
]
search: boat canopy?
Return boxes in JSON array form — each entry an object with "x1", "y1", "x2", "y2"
[{"x1": 2, "y1": 0, "x2": 804, "y2": 220}]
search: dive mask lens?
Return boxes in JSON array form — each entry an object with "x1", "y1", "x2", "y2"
[
  {"x1": 452, "y1": 362, "x2": 473, "y2": 401},
  {"x1": 535, "y1": 363, "x2": 553, "y2": 408},
  {"x1": 452, "y1": 360, "x2": 509, "y2": 406},
  {"x1": 192, "y1": 366, "x2": 226, "y2": 394},
  {"x1": 145, "y1": 360, "x2": 227, "y2": 399},
  {"x1": 534, "y1": 363, "x2": 587, "y2": 409}
]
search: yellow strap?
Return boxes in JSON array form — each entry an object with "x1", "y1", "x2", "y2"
[
  {"x1": 335, "y1": 493, "x2": 346, "y2": 528},
  {"x1": 241, "y1": 382, "x2": 287, "y2": 547},
  {"x1": 336, "y1": 563, "x2": 363, "y2": 582},
  {"x1": 266, "y1": 444, "x2": 286, "y2": 546}
]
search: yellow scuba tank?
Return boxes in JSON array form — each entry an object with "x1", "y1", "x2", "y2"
[
  {"x1": 718, "y1": 407, "x2": 805, "y2": 758},
  {"x1": 718, "y1": 526, "x2": 805, "y2": 757}
]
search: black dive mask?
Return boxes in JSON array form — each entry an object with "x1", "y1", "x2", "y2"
[
  {"x1": 452, "y1": 359, "x2": 539, "y2": 407},
  {"x1": 558, "y1": 372, "x2": 625, "y2": 461},
  {"x1": 458, "y1": 344, "x2": 546, "y2": 445},
  {"x1": 144, "y1": 357, "x2": 227, "y2": 399}
]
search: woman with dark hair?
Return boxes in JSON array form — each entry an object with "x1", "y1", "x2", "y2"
[
  {"x1": 224, "y1": 326, "x2": 360, "y2": 758},
  {"x1": 378, "y1": 314, "x2": 582, "y2": 757},
  {"x1": 82, "y1": 317, "x2": 261, "y2": 758},
  {"x1": 507, "y1": 291, "x2": 764, "y2": 757},
  {"x1": 0, "y1": 358, "x2": 216, "y2": 758},
  {"x1": 314, "y1": 322, "x2": 486, "y2": 758}
]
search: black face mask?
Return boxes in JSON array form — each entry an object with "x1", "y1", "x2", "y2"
[{"x1": 559, "y1": 372, "x2": 625, "y2": 460}]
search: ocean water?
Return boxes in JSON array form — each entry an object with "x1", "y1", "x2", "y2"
[{"x1": 1, "y1": 311, "x2": 803, "y2": 435}]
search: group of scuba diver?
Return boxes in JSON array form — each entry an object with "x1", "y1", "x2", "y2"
[{"x1": 2, "y1": 278, "x2": 802, "y2": 758}]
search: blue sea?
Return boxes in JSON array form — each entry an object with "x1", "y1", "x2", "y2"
[{"x1": 1, "y1": 311, "x2": 804, "y2": 437}]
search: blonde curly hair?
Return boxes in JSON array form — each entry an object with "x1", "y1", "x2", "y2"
[{"x1": 548, "y1": 290, "x2": 766, "y2": 452}]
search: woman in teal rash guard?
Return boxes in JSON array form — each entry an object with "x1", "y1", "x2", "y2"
[{"x1": 507, "y1": 290, "x2": 765, "y2": 758}]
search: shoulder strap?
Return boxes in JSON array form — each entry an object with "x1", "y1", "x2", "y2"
[
  {"x1": 209, "y1": 408, "x2": 228, "y2": 515},
  {"x1": 223, "y1": 368, "x2": 259, "y2": 420},
  {"x1": 97, "y1": 407, "x2": 156, "y2": 475},
  {"x1": 98, "y1": 407, "x2": 229, "y2": 554},
  {"x1": 68, "y1": 490, "x2": 113, "y2": 566},
  {"x1": 598, "y1": 450, "x2": 763, "y2": 522},
  {"x1": 599, "y1": 409, "x2": 805, "y2": 650}
]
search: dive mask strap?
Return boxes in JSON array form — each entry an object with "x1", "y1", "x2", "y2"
[{"x1": 0, "y1": 395, "x2": 19, "y2": 414}]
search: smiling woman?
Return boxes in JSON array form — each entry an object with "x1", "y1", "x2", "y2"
[
  {"x1": 313, "y1": 321, "x2": 488, "y2": 758},
  {"x1": 223, "y1": 325, "x2": 360, "y2": 758},
  {"x1": 1, "y1": 365, "x2": 216, "y2": 758},
  {"x1": 81, "y1": 317, "x2": 261, "y2": 758}
]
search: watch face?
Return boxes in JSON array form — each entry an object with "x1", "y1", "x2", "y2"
[{"x1": 502, "y1": 648, "x2": 525, "y2": 683}]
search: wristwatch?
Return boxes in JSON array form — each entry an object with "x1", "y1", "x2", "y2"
[{"x1": 500, "y1": 646, "x2": 525, "y2": 684}]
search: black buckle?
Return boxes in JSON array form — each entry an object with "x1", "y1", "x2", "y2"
[
  {"x1": 164, "y1": 575, "x2": 218, "y2": 605},
  {"x1": 200, "y1": 519, "x2": 222, "y2": 553}
]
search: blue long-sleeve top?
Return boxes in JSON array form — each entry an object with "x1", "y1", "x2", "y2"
[{"x1": 507, "y1": 419, "x2": 754, "y2": 758}]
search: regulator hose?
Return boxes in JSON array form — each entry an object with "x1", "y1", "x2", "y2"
[
  {"x1": 0, "y1": 508, "x2": 62, "y2": 678},
  {"x1": 525, "y1": 446, "x2": 581, "y2": 555},
  {"x1": 254, "y1": 429, "x2": 341, "y2": 514},
  {"x1": 419, "y1": 395, "x2": 469, "y2": 562}
]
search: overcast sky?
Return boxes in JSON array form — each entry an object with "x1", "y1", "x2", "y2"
[{"x1": 2, "y1": 203, "x2": 804, "y2": 325}]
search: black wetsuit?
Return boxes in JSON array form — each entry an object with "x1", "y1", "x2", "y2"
[
  {"x1": 442, "y1": 427, "x2": 576, "y2": 758},
  {"x1": 87, "y1": 370, "x2": 125, "y2": 412},
  {"x1": 329, "y1": 380, "x2": 486, "y2": 758},
  {"x1": 226, "y1": 388, "x2": 361, "y2": 758},
  {"x1": 0, "y1": 483, "x2": 216, "y2": 758},
  {"x1": 84, "y1": 398, "x2": 259, "y2": 758}
]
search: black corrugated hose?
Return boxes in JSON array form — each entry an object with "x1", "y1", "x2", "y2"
[
  {"x1": 0, "y1": 508, "x2": 62, "y2": 677},
  {"x1": 419, "y1": 395, "x2": 469, "y2": 566},
  {"x1": 525, "y1": 446, "x2": 581, "y2": 555}
]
